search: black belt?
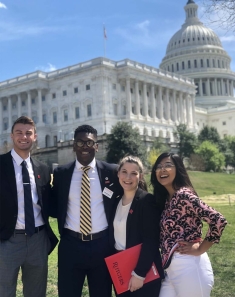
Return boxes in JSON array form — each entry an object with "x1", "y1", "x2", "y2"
[
  {"x1": 64, "y1": 228, "x2": 108, "y2": 241},
  {"x1": 14, "y1": 225, "x2": 45, "y2": 235}
]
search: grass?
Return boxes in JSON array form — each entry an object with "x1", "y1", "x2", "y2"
[{"x1": 15, "y1": 172, "x2": 234, "y2": 296}]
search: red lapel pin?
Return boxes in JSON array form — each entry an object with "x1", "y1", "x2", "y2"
[
  {"x1": 38, "y1": 175, "x2": 40, "y2": 179},
  {"x1": 129, "y1": 209, "x2": 133, "y2": 214}
]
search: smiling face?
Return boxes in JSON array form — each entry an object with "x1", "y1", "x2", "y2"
[
  {"x1": 73, "y1": 132, "x2": 98, "y2": 166},
  {"x1": 118, "y1": 162, "x2": 142, "y2": 194},
  {"x1": 11, "y1": 123, "x2": 37, "y2": 157},
  {"x1": 155, "y1": 156, "x2": 176, "y2": 192}
]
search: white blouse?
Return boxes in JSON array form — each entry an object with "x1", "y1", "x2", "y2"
[{"x1": 113, "y1": 199, "x2": 132, "y2": 251}]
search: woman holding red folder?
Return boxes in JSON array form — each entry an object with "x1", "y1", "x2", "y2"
[
  {"x1": 110, "y1": 156, "x2": 164, "y2": 297},
  {"x1": 151, "y1": 152, "x2": 227, "y2": 297}
]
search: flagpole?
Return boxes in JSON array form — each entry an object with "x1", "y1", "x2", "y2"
[{"x1": 103, "y1": 25, "x2": 107, "y2": 57}]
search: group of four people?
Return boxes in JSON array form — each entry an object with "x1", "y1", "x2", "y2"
[{"x1": 0, "y1": 116, "x2": 227, "y2": 297}]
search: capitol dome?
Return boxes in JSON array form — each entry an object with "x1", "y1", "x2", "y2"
[{"x1": 160, "y1": 0, "x2": 235, "y2": 109}]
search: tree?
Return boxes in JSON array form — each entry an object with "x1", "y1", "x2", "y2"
[
  {"x1": 173, "y1": 124, "x2": 197, "y2": 158},
  {"x1": 220, "y1": 136, "x2": 235, "y2": 167},
  {"x1": 202, "y1": 0, "x2": 235, "y2": 33},
  {"x1": 147, "y1": 137, "x2": 170, "y2": 167},
  {"x1": 198, "y1": 126, "x2": 220, "y2": 144},
  {"x1": 195, "y1": 141, "x2": 225, "y2": 172},
  {"x1": 106, "y1": 122, "x2": 147, "y2": 164}
]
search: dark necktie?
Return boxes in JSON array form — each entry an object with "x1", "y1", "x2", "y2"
[
  {"x1": 21, "y1": 160, "x2": 35, "y2": 236},
  {"x1": 80, "y1": 166, "x2": 92, "y2": 235}
]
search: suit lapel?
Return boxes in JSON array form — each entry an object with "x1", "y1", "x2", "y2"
[
  {"x1": 5, "y1": 152, "x2": 18, "y2": 206},
  {"x1": 62, "y1": 162, "x2": 76, "y2": 205},
  {"x1": 126, "y1": 188, "x2": 142, "y2": 241}
]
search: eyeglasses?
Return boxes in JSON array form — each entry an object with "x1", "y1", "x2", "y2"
[
  {"x1": 76, "y1": 140, "x2": 97, "y2": 148},
  {"x1": 155, "y1": 163, "x2": 175, "y2": 172}
]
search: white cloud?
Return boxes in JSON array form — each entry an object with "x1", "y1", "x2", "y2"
[
  {"x1": 220, "y1": 35, "x2": 235, "y2": 42},
  {"x1": 0, "y1": 2, "x2": 7, "y2": 9},
  {"x1": 35, "y1": 63, "x2": 57, "y2": 72}
]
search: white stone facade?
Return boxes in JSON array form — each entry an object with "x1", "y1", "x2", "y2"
[{"x1": 0, "y1": 57, "x2": 196, "y2": 153}]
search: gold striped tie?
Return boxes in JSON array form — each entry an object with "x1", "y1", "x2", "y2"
[{"x1": 80, "y1": 166, "x2": 92, "y2": 235}]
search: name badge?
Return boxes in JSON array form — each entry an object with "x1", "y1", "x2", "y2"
[{"x1": 103, "y1": 187, "x2": 113, "y2": 199}]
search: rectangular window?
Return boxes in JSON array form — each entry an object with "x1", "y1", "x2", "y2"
[
  {"x1": 87, "y1": 104, "x2": 92, "y2": 117},
  {"x1": 123, "y1": 105, "x2": 126, "y2": 115},
  {"x1": 194, "y1": 60, "x2": 197, "y2": 68},
  {"x1": 121, "y1": 86, "x2": 125, "y2": 92},
  {"x1": 130, "y1": 88, "x2": 133, "y2": 94},
  {"x1": 176, "y1": 63, "x2": 179, "y2": 71},
  {"x1": 202, "y1": 82, "x2": 206, "y2": 95},
  {"x1": 139, "y1": 90, "x2": 142, "y2": 95},
  {"x1": 182, "y1": 61, "x2": 185, "y2": 70},
  {"x1": 3, "y1": 105, "x2": 7, "y2": 111},
  {"x1": 42, "y1": 95, "x2": 45, "y2": 101},
  {"x1": 218, "y1": 60, "x2": 220, "y2": 68},
  {"x1": 53, "y1": 112, "x2": 57, "y2": 123},
  {"x1": 172, "y1": 64, "x2": 174, "y2": 72},
  {"x1": 86, "y1": 84, "x2": 90, "y2": 91},
  {"x1": 147, "y1": 91, "x2": 149, "y2": 97},
  {"x1": 207, "y1": 59, "x2": 210, "y2": 67},
  {"x1": 75, "y1": 107, "x2": 80, "y2": 119},
  {"x1": 31, "y1": 98, "x2": 35, "y2": 104},
  {"x1": 22, "y1": 101, "x2": 25, "y2": 106},
  {"x1": 113, "y1": 104, "x2": 117, "y2": 115},
  {"x1": 188, "y1": 60, "x2": 191, "y2": 69},
  {"x1": 12, "y1": 103, "x2": 16, "y2": 109},
  {"x1": 201, "y1": 59, "x2": 203, "y2": 67},
  {"x1": 52, "y1": 93, "x2": 56, "y2": 99},
  {"x1": 222, "y1": 121, "x2": 226, "y2": 125},
  {"x1": 213, "y1": 59, "x2": 215, "y2": 67},
  {"x1": 4, "y1": 122, "x2": 8, "y2": 130},
  {"x1": 64, "y1": 109, "x2": 68, "y2": 121},
  {"x1": 63, "y1": 90, "x2": 67, "y2": 96},
  {"x1": 74, "y1": 87, "x2": 78, "y2": 94},
  {"x1": 112, "y1": 84, "x2": 116, "y2": 90},
  {"x1": 43, "y1": 114, "x2": 46, "y2": 123}
]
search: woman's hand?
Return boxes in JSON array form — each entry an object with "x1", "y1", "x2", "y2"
[
  {"x1": 128, "y1": 275, "x2": 144, "y2": 292},
  {"x1": 176, "y1": 241, "x2": 201, "y2": 256},
  {"x1": 176, "y1": 240, "x2": 214, "y2": 256}
]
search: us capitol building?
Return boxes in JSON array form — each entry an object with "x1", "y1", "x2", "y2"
[{"x1": 0, "y1": 0, "x2": 234, "y2": 164}]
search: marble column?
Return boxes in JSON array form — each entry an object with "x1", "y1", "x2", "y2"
[
  {"x1": 221, "y1": 79, "x2": 225, "y2": 95},
  {"x1": 172, "y1": 90, "x2": 177, "y2": 122},
  {"x1": 17, "y1": 94, "x2": 22, "y2": 118},
  {"x1": 199, "y1": 79, "x2": 203, "y2": 96},
  {"x1": 230, "y1": 81, "x2": 234, "y2": 97},
  {"x1": 150, "y1": 84, "x2": 156, "y2": 120},
  {"x1": 165, "y1": 88, "x2": 170, "y2": 120},
  {"x1": 214, "y1": 78, "x2": 218, "y2": 95},
  {"x1": 117, "y1": 82, "x2": 122, "y2": 116},
  {"x1": 143, "y1": 83, "x2": 148, "y2": 117},
  {"x1": 158, "y1": 86, "x2": 163, "y2": 120},
  {"x1": 8, "y1": 97, "x2": 12, "y2": 130},
  {"x1": 135, "y1": 80, "x2": 140, "y2": 116},
  {"x1": 186, "y1": 95, "x2": 191, "y2": 126},
  {"x1": 191, "y1": 95, "x2": 196, "y2": 127},
  {"x1": 179, "y1": 92, "x2": 183, "y2": 123},
  {"x1": 206, "y1": 79, "x2": 210, "y2": 96},
  {"x1": 37, "y1": 89, "x2": 43, "y2": 124},
  {"x1": 226, "y1": 79, "x2": 230, "y2": 96},
  {"x1": 27, "y1": 91, "x2": 32, "y2": 118},
  {"x1": 125, "y1": 79, "x2": 131, "y2": 117}
]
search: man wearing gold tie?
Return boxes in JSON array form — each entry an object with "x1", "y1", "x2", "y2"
[{"x1": 51, "y1": 125, "x2": 121, "y2": 297}]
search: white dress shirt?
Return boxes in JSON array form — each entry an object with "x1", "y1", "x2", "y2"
[
  {"x1": 11, "y1": 149, "x2": 44, "y2": 229},
  {"x1": 64, "y1": 158, "x2": 108, "y2": 233}
]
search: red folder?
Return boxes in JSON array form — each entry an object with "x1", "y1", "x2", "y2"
[{"x1": 105, "y1": 244, "x2": 160, "y2": 294}]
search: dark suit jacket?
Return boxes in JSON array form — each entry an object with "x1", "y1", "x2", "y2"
[
  {"x1": 0, "y1": 151, "x2": 58, "y2": 254},
  {"x1": 50, "y1": 159, "x2": 122, "y2": 236},
  {"x1": 110, "y1": 188, "x2": 165, "y2": 279}
]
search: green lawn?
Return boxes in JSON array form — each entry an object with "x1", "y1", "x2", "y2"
[{"x1": 16, "y1": 172, "x2": 234, "y2": 297}]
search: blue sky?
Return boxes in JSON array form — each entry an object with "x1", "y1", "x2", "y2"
[{"x1": 1, "y1": 0, "x2": 235, "y2": 82}]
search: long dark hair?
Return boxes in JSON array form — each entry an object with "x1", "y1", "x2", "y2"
[
  {"x1": 118, "y1": 155, "x2": 148, "y2": 191},
  {"x1": 150, "y1": 152, "x2": 195, "y2": 211}
]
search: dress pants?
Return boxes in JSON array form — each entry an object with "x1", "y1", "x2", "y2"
[
  {"x1": 0, "y1": 229, "x2": 49, "y2": 297},
  {"x1": 159, "y1": 252, "x2": 214, "y2": 297},
  {"x1": 58, "y1": 232, "x2": 112, "y2": 297}
]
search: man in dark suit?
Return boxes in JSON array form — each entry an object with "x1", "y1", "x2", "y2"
[
  {"x1": 51, "y1": 124, "x2": 121, "y2": 297},
  {"x1": 0, "y1": 116, "x2": 58, "y2": 297}
]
